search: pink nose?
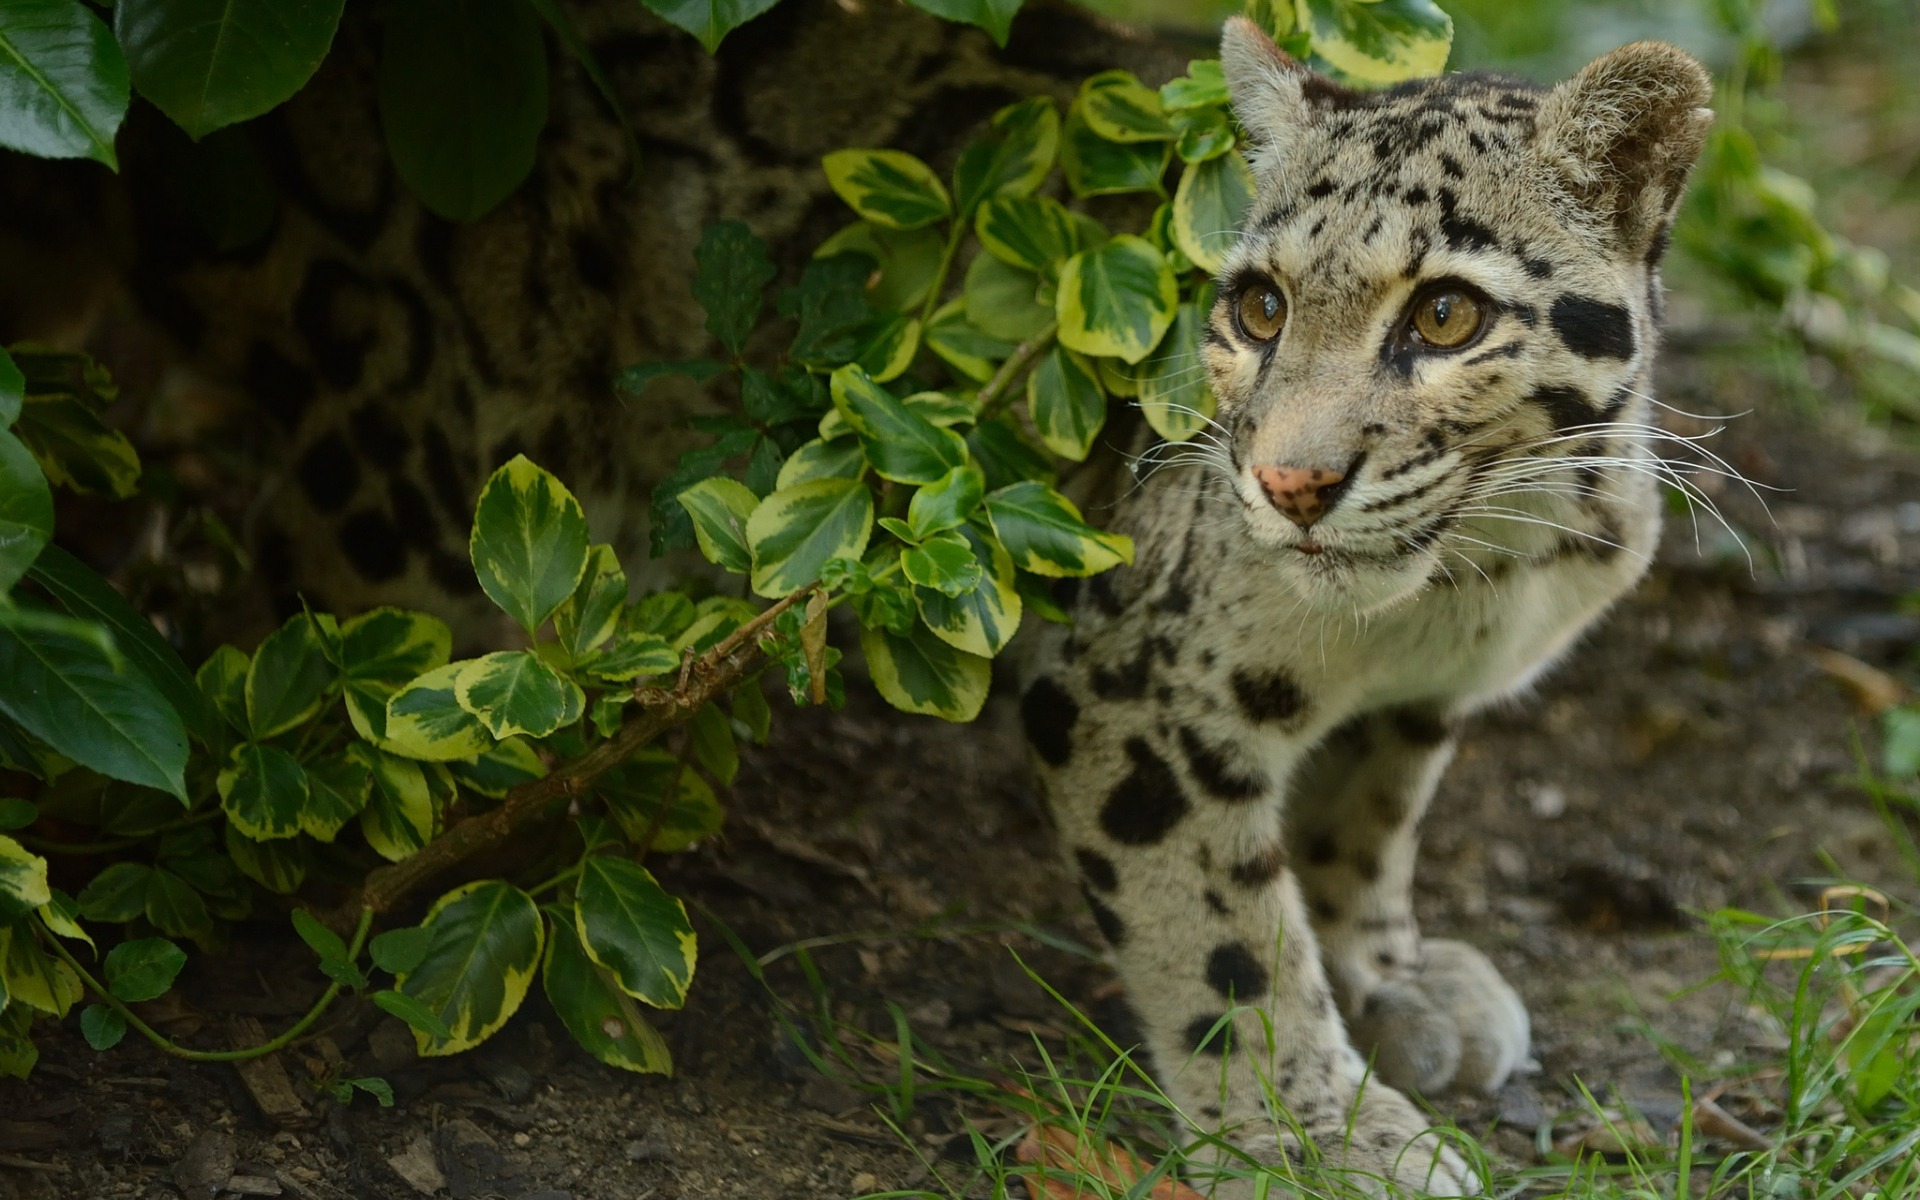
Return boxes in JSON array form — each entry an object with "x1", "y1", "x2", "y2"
[{"x1": 1252, "y1": 465, "x2": 1347, "y2": 529}]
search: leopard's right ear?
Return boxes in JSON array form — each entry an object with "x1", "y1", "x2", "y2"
[{"x1": 1220, "y1": 17, "x2": 1354, "y2": 183}]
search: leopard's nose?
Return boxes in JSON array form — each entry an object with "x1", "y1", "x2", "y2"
[{"x1": 1252, "y1": 464, "x2": 1349, "y2": 529}]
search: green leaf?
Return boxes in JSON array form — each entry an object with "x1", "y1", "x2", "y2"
[
  {"x1": 1060, "y1": 101, "x2": 1168, "y2": 199},
  {"x1": 245, "y1": 611, "x2": 337, "y2": 741},
  {"x1": 0, "y1": 0, "x2": 128, "y2": 167},
  {"x1": 141, "y1": 868, "x2": 209, "y2": 939},
  {"x1": 688, "y1": 702, "x2": 738, "y2": 786},
  {"x1": 469, "y1": 454, "x2": 590, "y2": 637},
  {"x1": 902, "y1": 0, "x2": 1021, "y2": 46},
  {"x1": 637, "y1": 0, "x2": 779, "y2": 52},
  {"x1": 371, "y1": 987, "x2": 453, "y2": 1040},
  {"x1": 370, "y1": 926, "x2": 432, "y2": 976},
  {"x1": 378, "y1": 0, "x2": 547, "y2": 221},
  {"x1": 924, "y1": 300, "x2": 1018, "y2": 384},
  {"x1": 814, "y1": 221, "x2": 945, "y2": 314},
  {"x1": 983, "y1": 481, "x2": 1134, "y2": 577},
  {"x1": 13, "y1": 390, "x2": 140, "y2": 497},
  {"x1": 1298, "y1": 0, "x2": 1452, "y2": 85},
  {"x1": 0, "y1": 347, "x2": 22, "y2": 427},
  {"x1": 1172, "y1": 152, "x2": 1254, "y2": 274},
  {"x1": 453, "y1": 651, "x2": 584, "y2": 741},
  {"x1": 0, "y1": 1003, "x2": 36, "y2": 1077},
  {"x1": 1055, "y1": 236, "x2": 1177, "y2": 365},
  {"x1": 578, "y1": 630, "x2": 679, "y2": 684},
  {"x1": 353, "y1": 745, "x2": 435, "y2": 862},
  {"x1": 952, "y1": 96, "x2": 1059, "y2": 217},
  {"x1": 975, "y1": 196, "x2": 1081, "y2": 274},
  {"x1": 732, "y1": 678, "x2": 771, "y2": 745},
  {"x1": 829, "y1": 365, "x2": 967, "y2": 486},
  {"x1": 448, "y1": 736, "x2": 546, "y2": 799},
  {"x1": 543, "y1": 914, "x2": 673, "y2": 1074},
  {"x1": 76, "y1": 862, "x2": 151, "y2": 923},
  {"x1": 0, "y1": 799, "x2": 34, "y2": 832},
  {"x1": 853, "y1": 315, "x2": 921, "y2": 384},
  {"x1": 217, "y1": 743, "x2": 310, "y2": 841},
  {"x1": 196, "y1": 644, "x2": 250, "y2": 738},
  {"x1": 225, "y1": 824, "x2": 308, "y2": 894},
  {"x1": 774, "y1": 437, "x2": 866, "y2": 491},
  {"x1": 103, "y1": 936, "x2": 185, "y2": 1003},
  {"x1": 612, "y1": 358, "x2": 727, "y2": 399},
  {"x1": 340, "y1": 607, "x2": 451, "y2": 742},
  {"x1": 80, "y1": 1003, "x2": 125, "y2": 1050},
  {"x1": 1172, "y1": 105, "x2": 1235, "y2": 164},
  {"x1": 1, "y1": 923, "x2": 80, "y2": 1015},
  {"x1": 746, "y1": 478, "x2": 873, "y2": 600},
  {"x1": 913, "y1": 524, "x2": 1019, "y2": 656},
  {"x1": 0, "y1": 835, "x2": 49, "y2": 925},
  {"x1": 26, "y1": 545, "x2": 218, "y2": 744},
  {"x1": 290, "y1": 908, "x2": 347, "y2": 965},
  {"x1": 785, "y1": 253, "x2": 879, "y2": 369},
  {"x1": 968, "y1": 419, "x2": 1054, "y2": 492},
  {"x1": 693, "y1": 219, "x2": 776, "y2": 355},
  {"x1": 675, "y1": 478, "x2": 758, "y2": 574},
  {"x1": 822, "y1": 149, "x2": 952, "y2": 231},
  {"x1": 554, "y1": 545, "x2": 625, "y2": 660},
  {"x1": 963, "y1": 253, "x2": 1053, "y2": 343},
  {"x1": 395, "y1": 880, "x2": 542, "y2": 1055},
  {"x1": 1881, "y1": 706, "x2": 1920, "y2": 777},
  {"x1": 859, "y1": 621, "x2": 990, "y2": 722},
  {"x1": 599, "y1": 750, "x2": 724, "y2": 853},
  {"x1": 115, "y1": 0, "x2": 343, "y2": 140},
  {"x1": 902, "y1": 533, "x2": 983, "y2": 598},
  {"x1": 0, "y1": 431, "x2": 51, "y2": 594},
  {"x1": 1077, "y1": 70, "x2": 1173, "y2": 143},
  {"x1": 1027, "y1": 345, "x2": 1106, "y2": 462},
  {"x1": 1160, "y1": 59, "x2": 1229, "y2": 110},
  {"x1": 383, "y1": 661, "x2": 494, "y2": 761},
  {"x1": 907, "y1": 465, "x2": 986, "y2": 540},
  {"x1": 575, "y1": 856, "x2": 696, "y2": 1009},
  {"x1": 1136, "y1": 301, "x2": 1219, "y2": 442},
  {"x1": 0, "y1": 622, "x2": 188, "y2": 800}
]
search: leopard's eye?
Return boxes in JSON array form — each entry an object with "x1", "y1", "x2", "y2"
[
  {"x1": 1235, "y1": 285, "x2": 1287, "y2": 342},
  {"x1": 1409, "y1": 287, "x2": 1486, "y2": 349}
]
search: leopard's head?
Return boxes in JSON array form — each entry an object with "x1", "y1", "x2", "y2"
[{"x1": 1201, "y1": 19, "x2": 1712, "y2": 612}]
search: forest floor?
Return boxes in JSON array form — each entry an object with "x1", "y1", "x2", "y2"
[{"x1": 4, "y1": 346, "x2": 1920, "y2": 1199}]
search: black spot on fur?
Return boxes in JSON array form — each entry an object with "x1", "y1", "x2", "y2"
[
  {"x1": 339, "y1": 509, "x2": 407, "y2": 582},
  {"x1": 1230, "y1": 668, "x2": 1306, "y2": 724},
  {"x1": 1204, "y1": 890, "x2": 1229, "y2": 916},
  {"x1": 1389, "y1": 706, "x2": 1452, "y2": 746},
  {"x1": 1645, "y1": 222, "x2": 1673, "y2": 266},
  {"x1": 1305, "y1": 178, "x2": 1336, "y2": 199},
  {"x1": 1304, "y1": 834, "x2": 1338, "y2": 866},
  {"x1": 1087, "y1": 571, "x2": 1125, "y2": 617},
  {"x1": 389, "y1": 479, "x2": 439, "y2": 550},
  {"x1": 1187, "y1": 1014, "x2": 1229, "y2": 1056},
  {"x1": 1438, "y1": 153, "x2": 1465, "y2": 180},
  {"x1": 1177, "y1": 727, "x2": 1265, "y2": 801},
  {"x1": 1550, "y1": 294, "x2": 1636, "y2": 360},
  {"x1": 1091, "y1": 644, "x2": 1153, "y2": 701},
  {"x1": 1403, "y1": 185, "x2": 1430, "y2": 205},
  {"x1": 1099, "y1": 738, "x2": 1189, "y2": 845},
  {"x1": 1084, "y1": 887, "x2": 1127, "y2": 947},
  {"x1": 1075, "y1": 848, "x2": 1118, "y2": 893},
  {"x1": 1355, "y1": 854, "x2": 1382, "y2": 882},
  {"x1": 1523, "y1": 257, "x2": 1555, "y2": 279},
  {"x1": 348, "y1": 405, "x2": 409, "y2": 470},
  {"x1": 571, "y1": 231, "x2": 618, "y2": 293},
  {"x1": 297, "y1": 432, "x2": 360, "y2": 514},
  {"x1": 242, "y1": 341, "x2": 316, "y2": 429},
  {"x1": 1529, "y1": 384, "x2": 1592, "y2": 431},
  {"x1": 1021, "y1": 677, "x2": 1078, "y2": 766},
  {"x1": 1229, "y1": 842, "x2": 1288, "y2": 887},
  {"x1": 1206, "y1": 942, "x2": 1269, "y2": 1000},
  {"x1": 293, "y1": 258, "x2": 375, "y2": 389}
]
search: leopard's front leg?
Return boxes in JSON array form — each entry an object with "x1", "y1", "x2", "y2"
[{"x1": 1024, "y1": 670, "x2": 1476, "y2": 1197}]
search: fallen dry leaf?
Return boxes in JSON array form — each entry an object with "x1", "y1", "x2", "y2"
[
  {"x1": 1015, "y1": 1121, "x2": 1205, "y2": 1200},
  {"x1": 1812, "y1": 648, "x2": 1906, "y2": 714}
]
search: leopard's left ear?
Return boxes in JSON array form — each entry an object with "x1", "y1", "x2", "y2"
[
  {"x1": 1534, "y1": 41, "x2": 1714, "y2": 260},
  {"x1": 1221, "y1": 17, "x2": 1357, "y2": 189}
]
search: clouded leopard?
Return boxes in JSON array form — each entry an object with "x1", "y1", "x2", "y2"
[{"x1": 1021, "y1": 18, "x2": 1711, "y2": 1193}]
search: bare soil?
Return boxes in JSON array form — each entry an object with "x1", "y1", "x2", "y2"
[{"x1": 3, "y1": 347, "x2": 1919, "y2": 1200}]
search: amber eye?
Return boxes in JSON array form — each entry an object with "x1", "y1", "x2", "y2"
[
  {"x1": 1235, "y1": 285, "x2": 1287, "y2": 342},
  {"x1": 1409, "y1": 288, "x2": 1486, "y2": 349}
]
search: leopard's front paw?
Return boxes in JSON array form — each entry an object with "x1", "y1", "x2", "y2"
[
  {"x1": 1346, "y1": 939, "x2": 1528, "y2": 1095},
  {"x1": 1220, "y1": 1085, "x2": 1479, "y2": 1198}
]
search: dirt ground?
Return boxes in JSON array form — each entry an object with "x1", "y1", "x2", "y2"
[{"x1": 3, "y1": 335, "x2": 1918, "y2": 1200}]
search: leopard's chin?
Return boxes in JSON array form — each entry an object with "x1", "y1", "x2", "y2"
[{"x1": 1268, "y1": 539, "x2": 1439, "y2": 615}]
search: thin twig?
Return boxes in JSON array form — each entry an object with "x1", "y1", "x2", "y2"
[{"x1": 976, "y1": 321, "x2": 1058, "y2": 423}]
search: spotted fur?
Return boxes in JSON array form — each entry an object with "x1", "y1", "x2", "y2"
[{"x1": 1024, "y1": 21, "x2": 1711, "y2": 1194}]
